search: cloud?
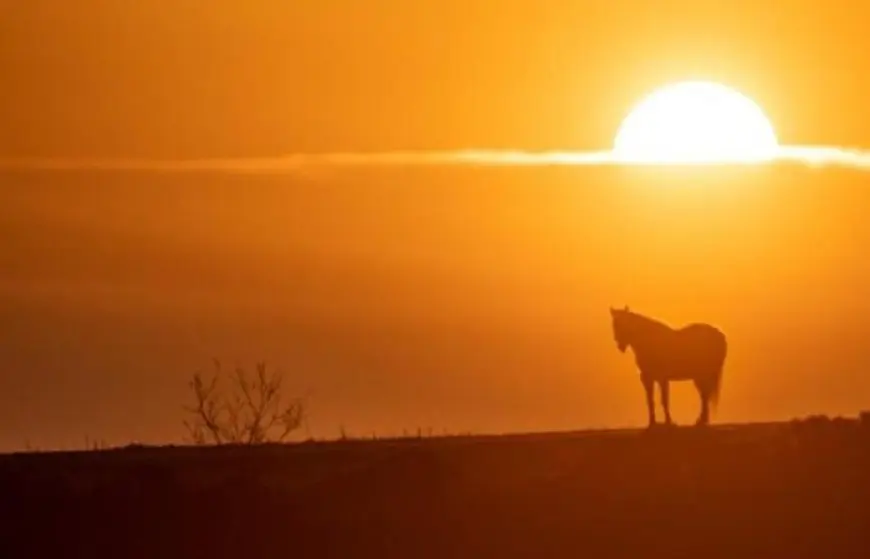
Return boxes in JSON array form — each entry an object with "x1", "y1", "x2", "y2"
[
  {"x1": 776, "y1": 146, "x2": 870, "y2": 169},
  {"x1": 2, "y1": 146, "x2": 870, "y2": 172}
]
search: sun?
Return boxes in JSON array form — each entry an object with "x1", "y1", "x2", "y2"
[{"x1": 613, "y1": 81, "x2": 779, "y2": 164}]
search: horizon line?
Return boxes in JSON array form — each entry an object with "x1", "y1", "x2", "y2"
[{"x1": 2, "y1": 145, "x2": 870, "y2": 172}]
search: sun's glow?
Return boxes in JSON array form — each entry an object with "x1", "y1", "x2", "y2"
[{"x1": 613, "y1": 81, "x2": 779, "y2": 164}]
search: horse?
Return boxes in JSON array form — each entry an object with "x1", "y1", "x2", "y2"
[{"x1": 609, "y1": 306, "x2": 728, "y2": 427}]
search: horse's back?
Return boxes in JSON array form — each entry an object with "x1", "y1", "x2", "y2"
[
  {"x1": 681, "y1": 322, "x2": 726, "y2": 339},
  {"x1": 678, "y1": 322, "x2": 727, "y2": 363}
]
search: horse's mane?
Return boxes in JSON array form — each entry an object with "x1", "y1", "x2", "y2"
[{"x1": 622, "y1": 309, "x2": 675, "y2": 335}]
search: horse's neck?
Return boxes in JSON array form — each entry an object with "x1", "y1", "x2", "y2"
[{"x1": 628, "y1": 316, "x2": 672, "y2": 354}]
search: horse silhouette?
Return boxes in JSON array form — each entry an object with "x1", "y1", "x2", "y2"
[{"x1": 610, "y1": 306, "x2": 728, "y2": 427}]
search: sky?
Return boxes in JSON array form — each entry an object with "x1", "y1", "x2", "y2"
[
  {"x1": 3, "y1": 1, "x2": 870, "y2": 157},
  {"x1": 2, "y1": 1, "x2": 870, "y2": 450}
]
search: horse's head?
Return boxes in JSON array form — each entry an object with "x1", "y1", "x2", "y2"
[{"x1": 610, "y1": 305, "x2": 632, "y2": 353}]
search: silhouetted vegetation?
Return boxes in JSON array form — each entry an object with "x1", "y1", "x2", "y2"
[{"x1": 183, "y1": 360, "x2": 306, "y2": 445}]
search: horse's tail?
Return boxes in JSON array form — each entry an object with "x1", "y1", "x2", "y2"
[{"x1": 708, "y1": 334, "x2": 728, "y2": 411}]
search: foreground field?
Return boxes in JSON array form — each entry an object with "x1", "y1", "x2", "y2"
[{"x1": 3, "y1": 419, "x2": 870, "y2": 558}]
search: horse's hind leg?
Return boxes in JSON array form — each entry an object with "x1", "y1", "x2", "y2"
[
  {"x1": 693, "y1": 379, "x2": 710, "y2": 426},
  {"x1": 658, "y1": 380, "x2": 673, "y2": 426}
]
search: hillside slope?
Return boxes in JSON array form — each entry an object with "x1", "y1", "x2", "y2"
[{"x1": 3, "y1": 419, "x2": 869, "y2": 558}]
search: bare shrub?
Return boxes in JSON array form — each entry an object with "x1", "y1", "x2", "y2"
[{"x1": 184, "y1": 360, "x2": 306, "y2": 445}]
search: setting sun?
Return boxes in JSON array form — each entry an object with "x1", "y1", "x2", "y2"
[{"x1": 613, "y1": 81, "x2": 779, "y2": 164}]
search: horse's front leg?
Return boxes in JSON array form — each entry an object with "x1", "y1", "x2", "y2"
[{"x1": 641, "y1": 375, "x2": 656, "y2": 427}]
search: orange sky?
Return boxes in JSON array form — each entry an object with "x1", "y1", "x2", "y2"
[
  {"x1": 3, "y1": 1, "x2": 870, "y2": 156},
  {"x1": 2, "y1": 1, "x2": 870, "y2": 449}
]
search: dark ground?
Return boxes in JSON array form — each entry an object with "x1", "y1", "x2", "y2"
[{"x1": 3, "y1": 417, "x2": 870, "y2": 558}]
